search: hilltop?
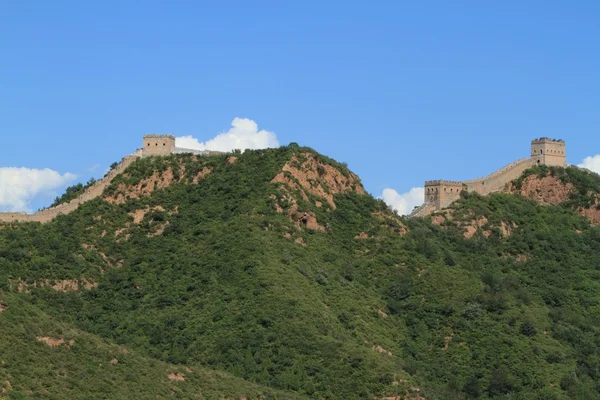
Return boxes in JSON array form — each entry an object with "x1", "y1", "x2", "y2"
[{"x1": 1, "y1": 144, "x2": 600, "y2": 399}]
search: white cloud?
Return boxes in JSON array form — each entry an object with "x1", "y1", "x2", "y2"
[
  {"x1": 380, "y1": 187, "x2": 424, "y2": 216},
  {"x1": 0, "y1": 168, "x2": 76, "y2": 212},
  {"x1": 176, "y1": 117, "x2": 279, "y2": 153},
  {"x1": 578, "y1": 155, "x2": 600, "y2": 174},
  {"x1": 87, "y1": 164, "x2": 100, "y2": 172}
]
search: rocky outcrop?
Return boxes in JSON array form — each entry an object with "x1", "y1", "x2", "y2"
[
  {"x1": 506, "y1": 174, "x2": 573, "y2": 205},
  {"x1": 271, "y1": 153, "x2": 365, "y2": 209},
  {"x1": 507, "y1": 173, "x2": 600, "y2": 226},
  {"x1": 271, "y1": 152, "x2": 365, "y2": 232}
]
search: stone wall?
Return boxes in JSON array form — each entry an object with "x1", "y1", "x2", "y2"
[
  {"x1": 424, "y1": 180, "x2": 463, "y2": 210},
  {"x1": 0, "y1": 154, "x2": 139, "y2": 223},
  {"x1": 412, "y1": 138, "x2": 569, "y2": 217},
  {"x1": 531, "y1": 138, "x2": 566, "y2": 167},
  {"x1": 412, "y1": 156, "x2": 545, "y2": 217},
  {"x1": 142, "y1": 134, "x2": 175, "y2": 157},
  {"x1": 463, "y1": 157, "x2": 538, "y2": 195}
]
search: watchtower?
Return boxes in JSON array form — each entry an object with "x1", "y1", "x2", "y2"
[
  {"x1": 142, "y1": 134, "x2": 175, "y2": 157},
  {"x1": 531, "y1": 138, "x2": 566, "y2": 166},
  {"x1": 424, "y1": 180, "x2": 464, "y2": 209}
]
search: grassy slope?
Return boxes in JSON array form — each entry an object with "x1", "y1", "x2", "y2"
[
  {"x1": 0, "y1": 292, "x2": 305, "y2": 400},
  {"x1": 2, "y1": 148, "x2": 600, "y2": 399}
]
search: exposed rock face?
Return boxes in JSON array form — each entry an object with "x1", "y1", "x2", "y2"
[
  {"x1": 463, "y1": 217, "x2": 490, "y2": 239},
  {"x1": 129, "y1": 206, "x2": 166, "y2": 224},
  {"x1": 579, "y1": 199, "x2": 600, "y2": 226},
  {"x1": 271, "y1": 152, "x2": 365, "y2": 232},
  {"x1": 507, "y1": 174, "x2": 573, "y2": 205},
  {"x1": 507, "y1": 174, "x2": 600, "y2": 226},
  {"x1": 106, "y1": 168, "x2": 181, "y2": 205},
  {"x1": 192, "y1": 167, "x2": 213, "y2": 184},
  {"x1": 271, "y1": 153, "x2": 365, "y2": 209}
]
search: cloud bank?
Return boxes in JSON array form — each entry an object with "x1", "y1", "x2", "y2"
[
  {"x1": 0, "y1": 168, "x2": 76, "y2": 212},
  {"x1": 176, "y1": 117, "x2": 279, "y2": 152},
  {"x1": 380, "y1": 187, "x2": 424, "y2": 216},
  {"x1": 578, "y1": 155, "x2": 600, "y2": 174}
]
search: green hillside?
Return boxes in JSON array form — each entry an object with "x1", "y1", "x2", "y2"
[
  {"x1": 0, "y1": 292, "x2": 304, "y2": 400},
  {"x1": 2, "y1": 146, "x2": 600, "y2": 399}
]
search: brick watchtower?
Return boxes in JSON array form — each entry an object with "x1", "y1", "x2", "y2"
[
  {"x1": 142, "y1": 134, "x2": 175, "y2": 157},
  {"x1": 424, "y1": 180, "x2": 464, "y2": 210},
  {"x1": 531, "y1": 138, "x2": 566, "y2": 166}
]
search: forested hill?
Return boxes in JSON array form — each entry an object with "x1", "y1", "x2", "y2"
[{"x1": 1, "y1": 144, "x2": 600, "y2": 399}]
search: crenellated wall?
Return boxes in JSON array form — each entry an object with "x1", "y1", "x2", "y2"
[
  {"x1": 0, "y1": 134, "x2": 227, "y2": 224},
  {"x1": 462, "y1": 157, "x2": 538, "y2": 195},
  {"x1": 413, "y1": 138, "x2": 567, "y2": 216},
  {"x1": 0, "y1": 154, "x2": 140, "y2": 223}
]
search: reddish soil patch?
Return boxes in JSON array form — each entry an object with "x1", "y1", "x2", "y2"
[
  {"x1": 296, "y1": 212, "x2": 325, "y2": 231},
  {"x1": 192, "y1": 167, "x2": 213, "y2": 184},
  {"x1": 372, "y1": 345, "x2": 393, "y2": 356},
  {"x1": 431, "y1": 215, "x2": 446, "y2": 225},
  {"x1": 463, "y1": 217, "x2": 490, "y2": 239},
  {"x1": 36, "y1": 336, "x2": 74, "y2": 349},
  {"x1": 129, "y1": 206, "x2": 166, "y2": 224},
  {"x1": 168, "y1": 373, "x2": 185, "y2": 381},
  {"x1": 226, "y1": 156, "x2": 238, "y2": 164}
]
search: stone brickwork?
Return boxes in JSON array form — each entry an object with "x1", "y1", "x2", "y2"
[
  {"x1": 424, "y1": 180, "x2": 463, "y2": 210},
  {"x1": 415, "y1": 138, "x2": 567, "y2": 216},
  {"x1": 0, "y1": 154, "x2": 139, "y2": 223},
  {"x1": 531, "y1": 138, "x2": 566, "y2": 166},
  {"x1": 142, "y1": 134, "x2": 176, "y2": 157}
]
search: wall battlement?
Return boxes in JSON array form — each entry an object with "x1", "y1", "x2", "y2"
[
  {"x1": 414, "y1": 138, "x2": 567, "y2": 216},
  {"x1": 0, "y1": 154, "x2": 139, "y2": 223},
  {"x1": 0, "y1": 134, "x2": 224, "y2": 224},
  {"x1": 425, "y1": 180, "x2": 463, "y2": 186}
]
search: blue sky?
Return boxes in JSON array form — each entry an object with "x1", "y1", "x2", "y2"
[{"x1": 1, "y1": 1, "x2": 599, "y2": 213}]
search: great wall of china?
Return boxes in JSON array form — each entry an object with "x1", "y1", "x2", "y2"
[
  {"x1": 0, "y1": 135, "x2": 568, "y2": 223},
  {"x1": 411, "y1": 138, "x2": 567, "y2": 217},
  {"x1": 0, "y1": 135, "x2": 220, "y2": 224}
]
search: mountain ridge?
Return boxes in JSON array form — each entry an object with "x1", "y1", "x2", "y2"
[{"x1": 2, "y1": 145, "x2": 600, "y2": 399}]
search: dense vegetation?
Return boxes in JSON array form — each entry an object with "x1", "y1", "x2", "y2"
[
  {"x1": 49, "y1": 178, "x2": 97, "y2": 208},
  {"x1": 2, "y1": 146, "x2": 600, "y2": 399},
  {"x1": 0, "y1": 292, "x2": 302, "y2": 399}
]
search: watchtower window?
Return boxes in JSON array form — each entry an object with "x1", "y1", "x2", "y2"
[
  {"x1": 155, "y1": 143, "x2": 158, "y2": 146},
  {"x1": 147, "y1": 143, "x2": 150, "y2": 146},
  {"x1": 163, "y1": 143, "x2": 166, "y2": 146}
]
